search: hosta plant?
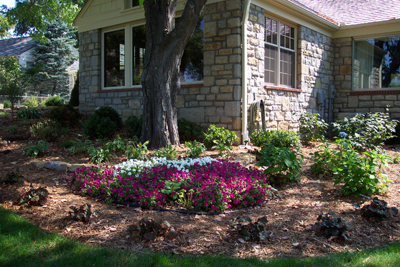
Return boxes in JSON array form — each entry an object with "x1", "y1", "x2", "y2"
[
  {"x1": 315, "y1": 211, "x2": 351, "y2": 240},
  {"x1": 128, "y1": 218, "x2": 178, "y2": 241},
  {"x1": 69, "y1": 204, "x2": 92, "y2": 223},
  {"x1": 232, "y1": 216, "x2": 271, "y2": 242},
  {"x1": 15, "y1": 185, "x2": 48, "y2": 206},
  {"x1": 361, "y1": 197, "x2": 399, "y2": 221}
]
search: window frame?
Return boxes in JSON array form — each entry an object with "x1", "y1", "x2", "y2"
[{"x1": 264, "y1": 16, "x2": 297, "y2": 89}]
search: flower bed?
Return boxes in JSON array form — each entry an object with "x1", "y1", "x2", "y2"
[{"x1": 72, "y1": 157, "x2": 271, "y2": 212}]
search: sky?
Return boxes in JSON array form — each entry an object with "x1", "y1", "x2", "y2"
[{"x1": 1, "y1": 0, "x2": 15, "y2": 9}]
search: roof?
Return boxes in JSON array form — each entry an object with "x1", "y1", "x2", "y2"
[
  {"x1": 293, "y1": 0, "x2": 400, "y2": 25},
  {"x1": 0, "y1": 37, "x2": 35, "y2": 57},
  {"x1": 67, "y1": 60, "x2": 79, "y2": 71}
]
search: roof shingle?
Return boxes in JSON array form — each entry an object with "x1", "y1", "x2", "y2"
[{"x1": 0, "y1": 37, "x2": 35, "y2": 57}]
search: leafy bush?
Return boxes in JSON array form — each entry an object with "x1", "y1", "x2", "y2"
[
  {"x1": 126, "y1": 115, "x2": 142, "y2": 138},
  {"x1": 23, "y1": 140, "x2": 49, "y2": 157},
  {"x1": 82, "y1": 115, "x2": 118, "y2": 139},
  {"x1": 104, "y1": 135, "x2": 130, "y2": 153},
  {"x1": 22, "y1": 96, "x2": 39, "y2": 107},
  {"x1": 178, "y1": 118, "x2": 203, "y2": 141},
  {"x1": 15, "y1": 185, "x2": 48, "y2": 206},
  {"x1": 128, "y1": 218, "x2": 178, "y2": 241},
  {"x1": 69, "y1": 77, "x2": 79, "y2": 107},
  {"x1": 232, "y1": 216, "x2": 271, "y2": 242},
  {"x1": 30, "y1": 119, "x2": 67, "y2": 142},
  {"x1": 17, "y1": 108, "x2": 44, "y2": 119},
  {"x1": 212, "y1": 140, "x2": 231, "y2": 157},
  {"x1": 46, "y1": 104, "x2": 81, "y2": 127},
  {"x1": 88, "y1": 147, "x2": 114, "y2": 164},
  {"x1": 315, "y1": 211, "x2": 351, "y2": 240},
  {"x1": 185, "y1": 140, "x2": 206, "y2": 158},
  {"x1": 6, "y1": 125, "x2": 17, "y2": 132},
  {"x1": 40, "y1": 95, "x2": 64, "y2": 107},
  {"x1": 332, "y1": 112, "x2": 398, "y2": 150},
  {"x1": 60, "y1": 139, "x2": 75, "y2": 149},
  {"x1": 203, "y1": 124, "x2": 238, "y2": 149},
  {"x1": 311, "y1": 139, "x2": 391, "y2": 196},
  {"x1": 94, "y1": 106, "x2": 122, "y2": 129},
  {"x1": 0, "y1": 111, "x2": 11, "y2": 117},
  {"x1": 250, "y1": 130, "x2": 301, "y2": 148},
  {"x1": 299, "y1": 113, "x2": 328, "y2": 145},
  {"x1": 154, "y1": 144, "x2": 177, "y2": 160},
  {"x1": 3, "y1": 100, "x2": 11, "y2": 108},
  {"x1": 257, "y1": 143, "x2": 303, "y2": 184},
  {"x1": 68, "y1": 138, "x2": 93, "y2": 154},
  {"x1": 2, "y1": 168, "x2": 24, "y2": 184},
  {"x1": 69, "y1": 204, "x2": 92, "y2": 223},
  {"x1": 125, "y1": 141, "x2": 149, "y2": 160},
  {"x1": 361, "y1": 197, "x2": 399, "y2": 221}
]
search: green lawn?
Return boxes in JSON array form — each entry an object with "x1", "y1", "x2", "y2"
[{"x1": 0, "y1": 205, "x2": 399, "y2": 267}]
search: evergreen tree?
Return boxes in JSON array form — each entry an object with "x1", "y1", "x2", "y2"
[{"x1": 29, "y1": 19, "x2": 77, "y2": 94}]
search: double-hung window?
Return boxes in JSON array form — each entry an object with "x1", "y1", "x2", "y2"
[{"x1": 264, "y1": 17, "x2": 296, "y2": 88}]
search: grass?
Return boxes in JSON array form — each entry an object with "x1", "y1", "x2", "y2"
[{"x1": 1, "y1": 205, "x2": 400, "y2": 267}]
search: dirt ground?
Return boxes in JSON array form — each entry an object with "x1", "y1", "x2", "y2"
[{"x1": 1, "y1": 114, "x2": 399, "y2": 259}]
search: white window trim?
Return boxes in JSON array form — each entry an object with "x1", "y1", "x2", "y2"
[{"x1": 264, "y1": 16, "x2": 297, "y2": 89}]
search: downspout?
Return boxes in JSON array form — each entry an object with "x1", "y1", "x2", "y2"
[{"x1": 241, "y1": 0, "x2": 251, "y2": 144}]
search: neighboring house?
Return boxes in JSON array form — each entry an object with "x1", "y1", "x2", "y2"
[
  {"x1": 0, "y1": 37, "x2": 79, "y2": 94},
  {"x1": 73, "y1": 0, "x2": 400, "y2": 142}
]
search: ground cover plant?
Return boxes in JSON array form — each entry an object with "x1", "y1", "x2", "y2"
[
  {"x1": 250, "y1": 130, "x2": 301, "y2": 148},
  {"x1": 72, "y1": 157, "x2": 271, "y2": 212}
]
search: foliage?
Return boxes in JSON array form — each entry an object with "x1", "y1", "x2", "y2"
[
  {"x1": 40, "y1": 95, "x2": 64, "y2": 107},
  {"x1": 68, "y1": 137, "x2": 93, "y2": 155},
  {"x1": 185, "y1": 140, "x2": 206, "y2": 158},
  {"x1": 257, "y1": 143, "x2": 303, "y2": 184},
  {"x1": 311, "y1": 138, "x2": 391, "y2": 196},
  {"x1": 299, "y1": 113, "x2": 328, "y2": 145},
  {"x1": 125, "y1": 141, "x2": 149, "y2": 160},
  {"x1": 232, "y1": 216, "x2": 271, "y2": 242},
  {"x1": 392, "y1": 154, "x2": 400, "y2": 164},
  {"x1": 73, "y1": 158, "x2": 271, "y2": 212},
  {"x1": 45, "y1": 104, "x2": 80, "y2": 126},
  {"x1": 22, "y1": 95, "x2": 39, "y2": 107},
  {"x1": 154, "y1": 144, "x2": 177, "y2": 160},
  {"x1": 69, "y1": 77, "x2": 79, "y2": 106},
  {"x1": 178, "y1": 118, "x2": 203, "y2": 141},
  {"x1": 6, "y1": 124, "x2": 17, "y2": 132},
  {"x1": 211, "y1": 140, "x2": 231, "y2": 157},
  {"x1": 94, "y1": 106, "x2": 122, "y2": 130},
  {"x1": 88, "y1": 147, "x2": 114, "y2": 164},
  {"x1": 16, "y1": 107, "x2": 44, "y2": 119},
  {"x1": 104, "y1": 135, "x2": 130, "y2": 153},
  {"x1": 60, "y1": 139, "x2": 75, "y2": 149},
  {"x1": 30, "y1": 119, "x2": 67, "y2": 142},
  {"x1": 69, "y1": 204, "x2": 92, "y2": 223},
  {"x1": 250, "y1": 130, "x2": 301, "y2": 148},
  {"x1": 2, "y1": 168, "x2": 24, "y2": 184},
  {"x1": 20, "y1": 119, "x2": 31, "y2": 126},
  {"x1": 125, "y1": 115, "x2": 142, "y2": 138},
  {"x1": 15, "y1": 185, "x2": 48, "y2": 206},
  {"x1": 3, "y1": 99, "x2": 11, "y2": 108},
  {"x1": 315, "y1": 211, "x2": 351, "y2": 240},
  {"x1": 332, "y1": 112, "x2": 398, "y2": 150},
  {"x1": 128, "y1": 218, "x2": 178, "y2": 241},
  {"x1": 361, "y1": 197, "x2": 399, "y2": 221},
  {"x1": 203, "y1": 124, "x2": 238, "y2": 149},
  {"x1": 0, "y1": 111, "x2": 11, "y2": 117},
  {"x1": 22, "y1": 140, "x2": 49, "y2": 157},
  {"x1": 82, "y1": 115, "x2": 118, "y2": 139}
]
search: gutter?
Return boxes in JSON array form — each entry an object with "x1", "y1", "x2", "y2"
[{"x1": 241, "y1": 0, "x2": 251, "y2": 144}]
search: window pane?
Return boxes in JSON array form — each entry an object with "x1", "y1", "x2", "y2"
[
  {"x1": 265, "y1": 17, "x2": 278, "y2": 45},
  {"x1": 280, "y1": 49, "x2": 295, "y2": 87},
  {"x1": 265, "y1": 45, "x2": 277, "y2": 85},
  {"x1": 132, "y1": 26, "x2": 146, "y2": 85},
  {"x1": 354, "y1": 36, "x2": 400, "y2": 89},
  {"x1": 104, "y1": 29, "x2": 125, "y2": 87},
  {"x1": 132, "y1": 0, "x2": 139, "y2": 7}
]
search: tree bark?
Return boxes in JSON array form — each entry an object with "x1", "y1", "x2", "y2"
[{"x1": 140, "y1": 0, "x2": 207, "y2": 148}]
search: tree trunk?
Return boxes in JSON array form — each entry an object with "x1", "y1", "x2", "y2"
[{"x1": 140, "y1": 0, "x2": 207, "y2": 148}]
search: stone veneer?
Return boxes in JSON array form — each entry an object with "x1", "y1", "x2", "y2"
[{"x1": 247, "y1": 4, "x2": 334, "y2": 131}]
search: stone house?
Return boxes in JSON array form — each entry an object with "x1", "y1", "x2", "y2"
[{"x1": 73, "y1": 0, "x2": 400, "y2": 142}]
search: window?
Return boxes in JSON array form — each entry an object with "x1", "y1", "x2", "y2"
[
  {"x1": 264, "y1": 17, "x2": 296, "y2": 88},
  {"x1": 131, "y1": 25, "x2": 145, "y2": 86},
  {"x1": 353, "y1": 36, "x2": 400, "y2": 89},
  {"x1": 103, "y1": 29, "x2": 125, "y2": 88}
]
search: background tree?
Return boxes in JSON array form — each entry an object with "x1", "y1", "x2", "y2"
[
  {"x1": 27, "y1": 19, "x2": 78, "y2": 94},
  {"x1": 0, "y1": 5, "x2": 14, "y2": 39},
  {"x1": 0, "y1": 57, "x2": 25, "y2": 120}
]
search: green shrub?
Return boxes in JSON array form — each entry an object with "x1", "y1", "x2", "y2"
[
  {"x1": 185, "y1": 140, "x2": 206, "y2": 158},
  {"x1": 104, "y1": 135, "x2": 130, "y2": 153},
  {"x1": 154, "y1": 144, "x2": 178, "y2": 160},
  {"x1": 23, "y1": 140, "x2": 49, "y2": 157},
  {"x1": 68, "y1": 138, "x2": 93, "y2": 154},
  {"x1": 332, "y1": 112, "x2": 398, "y2": 150},
  {"x1": 88, "y1": 147, "x2": 114, "y2": 164},
  {"x1": 2, "y1": 168, "x2": 24, "y2": 184},
  {"x1": 250, "y1": 130, "x2": 301, "y2": 148},
  {"x1": 299, "y1": 113, "x2": 328, "y2": 145},
  {"x1": 82, "y1": 115, "x2": 118, "y2": 139},
  {"x1": 211, "y1": 140, "x2": 231, "y2": 157},
  {"x1": 3, "y1": 100, "x2": 11, "y2": 108},
  {"x1": 203, "y1": 124, "x2": 238, "y2": 149},
  {"x1": 257, "y1": 143, "x2": 303, "y2": 184},
  {"x1": 6, "y1": 125, "x2": 17, "y2": 132},
  {"x1": 94, "y1": 106, "x2": 122, "y2": 129},
  {"x1": 60, "y1": 139, "x2": 75, "y2": 149},
  {"x1": 69, "y1": 77, "x2": 79, "y2": 107},
  {"x1": 178, "y1": 118, "x2": 203, "y2": 141},
  {"x1": 0, "y1": 111, "x2": 11, "y2": 117},
  {"x1": 17, "y1": 108, "x2": 44, "y2": 119},
  {"x1": 125, "y1": 141, "x2": 149, "y2": 160},
  {"x1": 30, "y1": 119, "x2": 67, "y2": 142},
  {"x1": 22, "y1": 96, "x2": 39, "y2": 107},
  {"x1": 46, "y1": 104, "x2": 81, "y2": 127},
  {"x1": 126, "y1": 115, "x2": 142, "y2": 138},
  {"x1": 40, "y1": 95, "x2": 64, "y2": 107}
]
